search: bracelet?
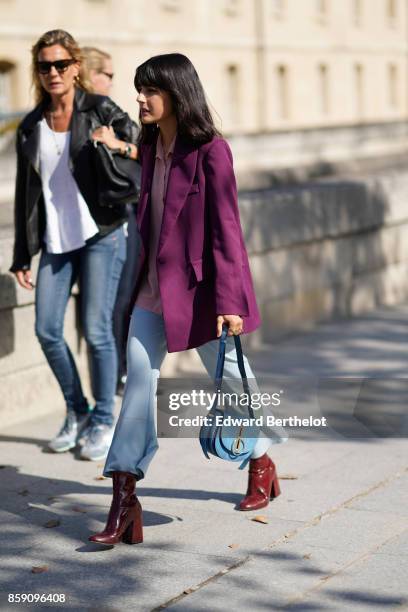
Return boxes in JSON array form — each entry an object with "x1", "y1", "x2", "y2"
[{"x1": 122, "y1": 143, "x2": 132, "y2": 158}]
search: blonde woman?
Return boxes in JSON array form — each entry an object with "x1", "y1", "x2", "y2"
[
  {"x1": 10, "y1": 30, "x2": 138, "y2": 461},
  {"x1": 81, "y1": 46, "x2": 114, "y2": 97}
]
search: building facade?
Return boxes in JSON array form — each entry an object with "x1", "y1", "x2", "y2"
[{"x1": 0, "y1": 0, "x2": 407, "y2": 177}]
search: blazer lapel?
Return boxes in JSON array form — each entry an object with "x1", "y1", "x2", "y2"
[
  {"x1": 158, "y1": 138, "x2": 198, "y2": 255},
  {"x1": 69, "y1": 89, "x2": 102, "y2": 167},
  {"x1": 136, "y1": 142, "x2": 156, "y2": 255},
  {"x1": 137, "y1": 142, "x2": 155, "y2": 225},
  {"x1": 69, "y1": 95, "x2": 90, "y2": 168},
  {"x1": 20, "y1": 104, "x2": 44, "y2": 175},
  {"x1": 22, "y1": 124, "x2": 41, "y2": 175}
]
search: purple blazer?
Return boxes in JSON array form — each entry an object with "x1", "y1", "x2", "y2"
[{"x1": 135, "y1": 134, "x2": 261, "y2": 352}]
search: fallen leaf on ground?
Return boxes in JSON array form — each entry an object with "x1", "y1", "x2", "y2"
[
  {"x1": 94, "y1": 475, "x2": 108, "y2": 481},
  {"x1": 228, "y1": 543, "x2": 240, "y2": 549},
  {"x1": 165, "y1": 514, "x2": 183, "y2": 522},
  {"x1": 71, "y1": 506, "x2": 87, "y2": 513},
  {"x1": 303, "y1": 553, "x2": 312, "y2": 559},
  {"x1": 251, "y1": 515, "x2": 268, "y2": 524},
  {"x1": 43, "y1": 519, "x2": 60, "y2": 528},
  {"x1": 279, "y1": 475, "x2": 298, "y2": 480},
  {"x1": 31, "y1": 565, "x2": 49, "y2": 574}
]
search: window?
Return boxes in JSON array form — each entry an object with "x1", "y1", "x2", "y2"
[
  {"x1": 0, "y1": 61, "x2": 14, "y2": 113},
  {"x1": 318, "y1": 64, "x2": 329, "y2": 115},
  {"x1": 225, "y1": 64, "x2": 240, "y2": 126},
  {"x1": 354, "y1": 63, "x2": 364, "y2": 118},
  {"x1": 316, "y1": 0, "x2": 328, "y2": 23},
  {"x1": 224, "y1": 0, "x2": 241, "y2": 17},
  {"x1": 276, "y1": 65, "x2": 289, "y2": 120},
  {"x1": 352, "y1": 0, "x2": 363, "y2": 26},
  {"x1": 388, "y1": 64, "x2": 398, "y2": 108},
  {"x1": 387, "y1": 0, "x2": 397, "y2": 25},
  {"x1": 160, "y1": 0, "x2": 181, "y2": 12},
  {"x1": 271, "y1": 0, "x2": 285, "y2": 18}
]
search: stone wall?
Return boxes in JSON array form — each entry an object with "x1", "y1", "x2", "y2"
[
  {"x1": 0, "y1": 229, "x2": 91, "y2": 426},
  {"x1": 2, "y1": 166, "x2": 408, "y2": 425},
  {"x1": 231, "y1": 120, "x2": 408, "y2": 189},
  {"x1": 239, "y1": 168, "x2": 408, "y2": 344}
]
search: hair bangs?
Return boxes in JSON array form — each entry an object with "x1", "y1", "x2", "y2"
[{"x1": 134, "y1": 57, "x2": 170, "y2": 93}]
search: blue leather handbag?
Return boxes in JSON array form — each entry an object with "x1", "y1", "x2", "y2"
[{"x1": 199, "y1": 325, "x2": 259, "y2": 469}]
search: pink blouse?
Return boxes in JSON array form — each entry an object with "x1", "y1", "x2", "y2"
[{"x1": 135, "y1": 133, "x2": 176, "y2": 314}]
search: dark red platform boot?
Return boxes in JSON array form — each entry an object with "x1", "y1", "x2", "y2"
[
  {"x1": 238, "y1": 453, "x2": 281, "y2": 511},
  {"x1": 89, "y1": 471, "x2": 143, "y2": 545}
]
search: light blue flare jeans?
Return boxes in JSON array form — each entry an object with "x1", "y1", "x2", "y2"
[{"x1": 104, "y1": 306, "x2": 287, "y2": 479}]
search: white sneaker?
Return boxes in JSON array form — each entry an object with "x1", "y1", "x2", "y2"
[
  {"x1": 80, "y1": 423, "x2": 114, "y2": 461},
  {"x1": 48, "y1": 412, "x2": 91, "y2": 453}
]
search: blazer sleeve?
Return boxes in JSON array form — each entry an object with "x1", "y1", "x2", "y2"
[
  {"x1": 10, "y1": 129, "x2": 31, "y2": 272},
  {"x1": 204, "y1": 139, "x2": 249, "y2": 317}
]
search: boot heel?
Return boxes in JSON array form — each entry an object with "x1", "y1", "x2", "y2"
[
  {"x1": 270, "y1": 473, "x2": 281, "y2": 500},
  {"x1": 122, "y1": 502, "x2": 143, "y2": 544}
]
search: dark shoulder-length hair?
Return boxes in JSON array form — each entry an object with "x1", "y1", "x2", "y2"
[{"x1": 134, "y1": 53, "x2": 220, "y2": 146}]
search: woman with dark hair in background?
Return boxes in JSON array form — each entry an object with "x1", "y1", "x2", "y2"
[
  {"x1": 89, "y1": 53, "x2": 286, "y2": 546},
  {"x1": 10, "y1": 29, "x2": 138, "y2": 462},
  {"x1": 82, "y1": 45, "x2": 141, "y2": 396}
]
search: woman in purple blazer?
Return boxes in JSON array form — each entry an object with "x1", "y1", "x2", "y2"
[{"x1": 89, "y1": 54, "x2": 287, "y2": 546}]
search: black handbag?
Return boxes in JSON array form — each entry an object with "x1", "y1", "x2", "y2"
[{"x1": 90, "y1": 116, "x2": 141, "y2": 208}]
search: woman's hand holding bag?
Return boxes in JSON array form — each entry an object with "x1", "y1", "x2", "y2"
[{"x1": 90, "y1": 115, "x2": 141, "y2": 208}]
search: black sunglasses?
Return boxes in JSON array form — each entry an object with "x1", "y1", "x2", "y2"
[{"x1": 36, "y1": 59, "x2": 76, "y2": 75}]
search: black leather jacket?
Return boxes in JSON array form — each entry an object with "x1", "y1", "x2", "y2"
[{"x1": 10, "y1": 88, "x2": 138, "y2": 272}]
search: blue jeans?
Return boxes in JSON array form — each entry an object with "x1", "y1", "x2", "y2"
[
  {"x1": 35, "y1": 227, "x2": 126, "y2": 426},
  {"x1": 104, "y1": 307, "x2": 287, "y2": 479}
]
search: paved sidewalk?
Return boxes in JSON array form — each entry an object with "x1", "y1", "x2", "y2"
[{"x1": 0, "y1": 305, "x2": 407, "y2": 611}]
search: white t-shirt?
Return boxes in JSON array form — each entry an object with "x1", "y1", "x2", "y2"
[{"x1": 39, "y1": 118, "x2": 98, "y2": 253}]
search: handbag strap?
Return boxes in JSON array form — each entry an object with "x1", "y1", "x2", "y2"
[
  {"x1": 214, "y1": 324, "x2": 254, "y2": 418},
  {"x1": 214, "y1": 325, "x2": 228, "y2": 390},
  {"x1": 216, "y1": 324, "x2": 248, "y2": 382}
]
